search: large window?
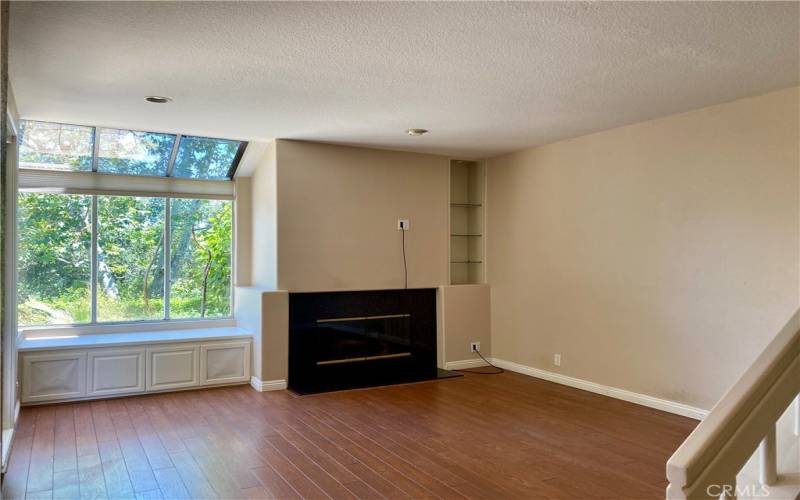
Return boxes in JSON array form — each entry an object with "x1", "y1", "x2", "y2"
[
  {"x1": 18, "y1": 194, "x2": 232, "y2": 326},
  {"x1": 17, "y1": 120, "x2": 240, "y2": 327}
]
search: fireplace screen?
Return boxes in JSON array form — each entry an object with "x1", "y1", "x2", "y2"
[
  {"x1": 314, "y1": 314, "x2": 412, "y2": 365},
  {"x1": 288, "y1": 288, "x2": 438, "y2": 394}
]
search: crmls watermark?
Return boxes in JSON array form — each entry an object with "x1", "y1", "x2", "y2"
[{"x1": 706, "y1": 484, "x2": 770, "y2": 498}]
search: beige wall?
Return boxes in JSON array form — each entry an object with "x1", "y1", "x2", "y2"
[
  {"x1": 439, "y1": 284, "x2": 492, "y2": 364},
  {"x1": 233, "y1": 177, "x2": 252, "y2": 286},
  {"x1": 487, "y1": 87, "x2": 800, "y2": 410},
  {"x1": 242, "y1": 140, "x2": 490, "y2": 371},
  {"x1": 234, "y1": 287, "x2": 288, "y2": 381},
  {"x1": 275, "y1": 139, "x2": 449, "y2": 292},
  {"x1": 250, "y1": 141, "x2": 278, "y2": 289}
]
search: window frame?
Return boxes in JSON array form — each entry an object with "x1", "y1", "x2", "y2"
[{"x1": 17, "y1": 189, "x2": 236, "y2": 335}]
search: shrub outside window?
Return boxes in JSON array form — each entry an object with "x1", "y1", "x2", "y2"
[{"x1": 17, "y1": 193, "x2": 232, "y2": 326}]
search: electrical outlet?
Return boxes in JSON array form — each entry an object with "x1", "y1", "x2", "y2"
[
  {"x1": 554, "y1": 353, "x2": 561, "y2": 367},
  {"x1": 397, "y1": 219, "x2": 409, "y2": 230},
  {"x1": 470, "y1": 342, "x2": 480, "y2": 353}
]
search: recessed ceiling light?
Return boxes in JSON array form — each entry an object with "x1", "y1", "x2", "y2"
[
  {"x1": 145, "y1": 96, "x2": 172, "y2": 104},
  {"x1": 405, "y1": 128, "x2": 428, "y2": 136}
]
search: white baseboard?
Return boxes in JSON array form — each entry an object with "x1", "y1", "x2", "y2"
[
  {"x1": 250, "y1": 376, "x2": 287, "y2": 392},
  {"x1": 445, "y1": 358, "x2": 489, "y2": 370},
  {"x1": 490, "y1": 358, "x2": 709, "y2": 421}
]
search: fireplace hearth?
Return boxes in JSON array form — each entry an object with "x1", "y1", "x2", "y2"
[{"x1": 288, "y1": 288, "x2": 440, "y2": 394}]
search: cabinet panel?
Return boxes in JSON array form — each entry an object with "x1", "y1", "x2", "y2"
[
  {"x1": 22, "y1": 351, "x2": 86, "y2": 403},
  {"x1": 201, "y1": 341, "x2": 251, "y2": 385},
  {"x1": 147, "y1": 345, "x2": 199, "y2": 391},
  {"x1": 88, "y1": 348, "x2": 145, "y2": 396}
]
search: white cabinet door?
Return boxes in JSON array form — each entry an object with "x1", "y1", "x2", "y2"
[
  {"x1": 201, "y1": 341, "x2": 251, "y2": 385},
  {"x1": 21, "y1": 351, "x2": 87, "y2": 403},
  {"x1": 146, "y1": 345, "x2": 199, "y2": 391},
  {"x1": 87, "y1": 348, "x2": 145, "y2": 397}
]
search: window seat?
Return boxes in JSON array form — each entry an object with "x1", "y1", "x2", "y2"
[
  {"x1": 18, "y1": 326, "x2": 252, "y2": 352},
  {"x1": 18, "y1": 327, "x2": 254, "y2": 404}
]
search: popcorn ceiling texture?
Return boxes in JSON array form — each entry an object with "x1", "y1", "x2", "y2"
[{"x1": 9, "y1": 1, "x2": 799, "y2": 158}]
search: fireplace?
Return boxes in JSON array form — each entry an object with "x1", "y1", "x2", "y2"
[{"x1": 288, "y1": 288, "x2": 439, "y2": 394}]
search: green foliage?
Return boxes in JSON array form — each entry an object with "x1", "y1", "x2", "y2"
[
  {"x1": 172, "y1": 136, "x2": 240, "y2": 179},
  {"x1": 97, "y1": 195, "x2": 165, "y2": 322},
  {"x1": 18, "y1": 193, "x2": 232, "y2": 326},
  {"x1": 97, "y1": 130, "x2": 176, "y2": 177},
  {"x1": 170, "y1": 199, "x2": 232, "y2": 318},
  {"x1": 17, "y1": 193, "x2": 92, "y2": 323}
]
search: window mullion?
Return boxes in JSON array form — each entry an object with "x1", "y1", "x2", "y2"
[
  {"x1": 164, "y1": 198, "x2": 171, "y2": 320},
  {"x1": 91, "y1": 127, "x2": 100, "y2": 173},
  {"x1": 165, "y1": 134, "x2": 181, "y2": 177},
  {"x1": 90, "y1": 195, "x2": 98, "y2": 323}
]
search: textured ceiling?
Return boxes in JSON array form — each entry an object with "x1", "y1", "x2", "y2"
[{"x1": 10, "y1": 1, "x2": 800, "y2": 159}]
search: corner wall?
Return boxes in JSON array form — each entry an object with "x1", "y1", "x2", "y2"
[
  {"x1": 250, "y1": 141, "x2": 278, "y2": 289},
  {"x1": 487, "y1": 87, "x2": 800, "y2": 410}
]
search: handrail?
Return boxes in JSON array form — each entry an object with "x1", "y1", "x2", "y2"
[{"x1": 666, "y1": 309, "x2": 800, "y2": 499}]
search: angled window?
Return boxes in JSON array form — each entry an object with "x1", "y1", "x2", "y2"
[
  {"x1": 171, "y1": 136, "x2": 243, "y2": 180},
  {"x1": 18, "y1": 121, "x2": 94, "y2": 171},
  {"x1": 97, "y1": 128, "x2": 176, "y2": 177},
  {"x1": 17, "y1": 120, "x2": 247, "y2": 180}
]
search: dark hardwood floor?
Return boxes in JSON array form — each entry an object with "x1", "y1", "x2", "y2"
[{"x1": 2, "y1": 370, "x2": 696, "y2": 499}]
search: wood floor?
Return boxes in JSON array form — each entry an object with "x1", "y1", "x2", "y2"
[{"x1": 2, "y1": 371, "x2": 697, "y2": 499}]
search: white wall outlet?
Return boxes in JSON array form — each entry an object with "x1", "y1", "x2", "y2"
[
  {"x1": 554, "y1": 353, "x2": 561, "y2": 367},
  {"x1": 397, "y1": 219, "x2": 410, "y2": 230},
  {"x1": 470, "y1": 342, "x2": 480, "y2": 353}
]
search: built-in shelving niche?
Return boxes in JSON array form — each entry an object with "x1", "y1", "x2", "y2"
[{"x1": 450, "y1": 160, "x2": 485, "y2": 285}]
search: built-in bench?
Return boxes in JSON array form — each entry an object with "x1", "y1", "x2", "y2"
[{"x1": 18, "y1": 327, "x2": 253, "y2": 405}]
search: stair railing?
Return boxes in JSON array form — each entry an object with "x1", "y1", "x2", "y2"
[{"x1": 666, "y1": 309, "x2": 800, "y2": 499}]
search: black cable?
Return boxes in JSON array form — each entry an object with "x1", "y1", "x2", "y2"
[
  {"x1": 457, "y1": 349, "x2": 505, "y2": 375},
  {"x1": 401, "y1": 227, "x2": 408, "y2": 289}
]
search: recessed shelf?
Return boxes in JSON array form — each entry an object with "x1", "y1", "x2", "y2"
[{"x1": 450, "y1": 159, "x2": 484, "y2": 285}]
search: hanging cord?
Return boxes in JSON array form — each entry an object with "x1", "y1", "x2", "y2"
[
  {"x1": 458, "y1": 349, "x2": 505, "y2": 375},
  {"x1": 401, "y1": 227, "x2": 408, "y2": 289}
]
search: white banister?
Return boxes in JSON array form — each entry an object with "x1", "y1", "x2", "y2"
[
  {"x1": 666, "y1": 309, "x2": 800, "y2": 499},
  {"x1": 795, "y1": 395, "x2": 799, "y2": 436},
  {"x1": 758, "y1": 426, "x2": 777, "y2": 486}
]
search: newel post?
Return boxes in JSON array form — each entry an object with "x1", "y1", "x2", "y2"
[
  {"x1": 794, "y1": 395, "x2": 799, "y2": 436},
  {"x1": 758, "y1": 425, "x2": 777, "y2": 486}
]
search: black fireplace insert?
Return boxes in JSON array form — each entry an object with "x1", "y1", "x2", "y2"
[{"x1": 288, "y1": 288, "x2": 439, "y2": 394}]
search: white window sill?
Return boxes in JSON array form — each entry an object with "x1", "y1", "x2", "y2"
[
  {"x1": 20, "y1": 318, "x2": 236, "y2": 338},
  {"x1": 18, "y1": 326, "x2": 252, "y2": 352}
]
